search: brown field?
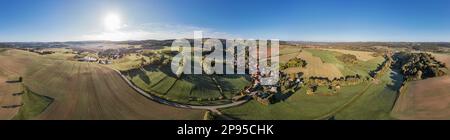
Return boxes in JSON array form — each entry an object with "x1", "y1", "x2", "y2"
[
  {"x1": 0, "y1": 49, "x2": 203, "y2": 120},
  {"x1": 0, "y1": 76, "x2": 22, "y2": 119},
  {"x1": 433, "y1": 53, "x2": 450, "y2": 68},
  {"x1": 392, "y1": 76, "x2": 450, "y2": 120},
  {"x1": 284, "y1": 50, "x2": 343, "y2": 79},
  {"x1": 320, "y1": 48, "x2": 376, "y2": 61},
  {"x1": 279, "y1": 45, "x2": 303, "y2": 62}
]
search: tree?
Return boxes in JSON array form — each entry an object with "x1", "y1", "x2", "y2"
[{"x1": 415, "y1": 70, "x2": 423, "y2": 80}]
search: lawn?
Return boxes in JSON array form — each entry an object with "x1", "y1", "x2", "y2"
[
  {"x1": 165, "y1": 79, "x2": 194, "y2": 103},
  {"x1": 13, "y1": 87, "x2": 53, "y2": 120},
  {"x1": 216, "y1": 75, "x2": 251, "y2": 98},
  {"x1": 333, "y1": 69, "x2": 403, "y2": 120}
]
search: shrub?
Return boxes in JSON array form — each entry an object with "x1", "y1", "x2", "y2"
[{"x1": 337, "y1": 54, "x2": 358, "y2": 64}]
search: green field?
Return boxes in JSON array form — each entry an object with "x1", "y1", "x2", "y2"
[
  {"x1": 305, "y1": 48, "x2": 384, "y2": 78},
  {"x1": 333, "y1": 69, "x2": 403, "y2": 119},
  {"x1": 13, "y1": 86, "x2": 53, "y2": 120},
  {"x1": 221, "y1": 83, "x2": 369, "y2": 119},
  {"x1": 125, "y1": 64, "x2": 251, "y2": 105}
]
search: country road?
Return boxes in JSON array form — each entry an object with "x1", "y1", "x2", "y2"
[{"x1": 111, "y1": 69, "x2": 250, "y2": 118}]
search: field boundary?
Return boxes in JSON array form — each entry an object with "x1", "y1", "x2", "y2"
[
  {"x1": 314, "y1": 63, "x2": 392, "y2": 120},
  {"x1": 314, "y1": 83, "x2": 372, "y2": 120}
]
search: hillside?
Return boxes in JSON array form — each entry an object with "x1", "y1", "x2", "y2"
[{"x1": 0, "y1": 49, "x2": 204, "y2": 120}]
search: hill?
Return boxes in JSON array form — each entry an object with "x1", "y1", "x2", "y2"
[{"x1": 0, "y1": 49, "x2": 203, "y2": 120}]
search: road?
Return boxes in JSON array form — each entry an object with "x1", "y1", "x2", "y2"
[{"x1": 111, "y1": 69, "x2": 250, "y2": 118}]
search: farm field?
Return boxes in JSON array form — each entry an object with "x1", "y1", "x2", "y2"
[
  {"x1": 304, "y1": 48, "x2": 384, "y2": 78},
  {"x1": 0, "y1": 75, "x2": 22, "y2": 120},
  {"x1": 108, "y1": 54, "x2": 151, "y2": 71},
  {"x1": 319, "y1": 48, "x2": 376, "y2": 61},
  {"x1": 0, "y1": 49, "x2": 204, "y2": 120},
  {"x1": 293, "y1": 49, "x2": 343, "y2": 78},
  {"x1": 280, "y1": 46, "x2": 384, "y2": 79},
  {"x1": 13, "y1": 87, "x2": 53, "y2": 120},
  {"x1": 333, "y1": 69, "x2": 403, "y2": 119},
  {"x1": 433, "y1": 53, "x2": 450, "y2": 69},
  {"x1": 125, "y1": 65, "x2": 251, "y2": 105},
  {"x1": 391, "y1": 76, "x2": 450, "y2": 119}
]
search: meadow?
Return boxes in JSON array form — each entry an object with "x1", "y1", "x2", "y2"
[
  {"x1": 280, "y1": 46, "x2": 384, "y2": 79},
  {"x1": 125, "y1": 65, "x2": 251, "y2": 105}
]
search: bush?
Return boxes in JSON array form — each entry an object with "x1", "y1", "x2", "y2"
[
  {"x1": 203, "y1": 111, "x2": 215, "y2": 120},
  {"x1": 337, "y1": 54, "x2": 358, "y2": 64},
  {"x1": 280, "y1": 58, "x2": 307, "y2": 70}
]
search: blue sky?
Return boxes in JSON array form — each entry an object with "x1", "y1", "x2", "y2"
[{"x1": 0, "y1": 0, "x2": 449, "y2": 42}]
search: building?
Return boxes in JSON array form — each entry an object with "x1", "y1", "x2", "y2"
[{"x1": 79, "y1": 56, "x2": 97, "y2": 62}]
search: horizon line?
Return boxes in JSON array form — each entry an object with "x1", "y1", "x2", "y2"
[{"x1": 2, "y1": 39, "x2": 450, "y2": 43}]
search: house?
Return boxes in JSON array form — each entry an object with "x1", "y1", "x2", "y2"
[
  {"x1": 252, "y1": 91, "x2": 274, "y2": 105},
  {"x1": 79, "y1": 56, "x2": 97, "y2": 62},
  {"x1": 98, "y1": 59, "x2": 112, "y2": 64}
]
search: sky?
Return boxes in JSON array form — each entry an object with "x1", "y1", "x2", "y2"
[{"x1": 0, "y1": 0, "x2": 450, "y2": 42}]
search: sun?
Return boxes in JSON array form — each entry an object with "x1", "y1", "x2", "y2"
[{"x1": 104, "y1": 13, "x2": 122, "y2": 31}]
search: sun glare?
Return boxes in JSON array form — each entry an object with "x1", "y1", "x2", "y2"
[{"x1": 104, "y1": 13, "x2": 122, "y2": 31}]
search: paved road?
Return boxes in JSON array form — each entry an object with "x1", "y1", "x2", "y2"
[{"x1": 112, "y1": 69, "x2": 250, "y2": 114}]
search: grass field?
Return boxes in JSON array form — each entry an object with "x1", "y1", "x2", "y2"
[
  {"x1": 108, "y1": 54, "x2": 151, "y2": 71},
  {"x1": 13, "y1": 86, "x2": 53, "y2": 120},
  {"x1": 305, "y1": 48, "x2": 384, "y2": 78},
  {"x1": 280, "y1": 46, "x2": 384, "y2": 79},
  {"x1": 221, "y1": 83, "x2": 369, "y2": 119},
  {"x1": 216, "y1": 75, "x2": 251, "y2": 99},
  {"x1": 0, "y1": 49, "x2": 204, "y2": 120},
  {"x1": 289, "y1": 49, "x2": 343, "y2": 78},
  {"x1": 333, "y1": 69, "x2": 403, "y2": 119},
  {"x1": 125, "y1": 65, "x2": 251, "y2": 105},
  {"x1": 320, "y1": 48, "x2": 376, "y2": 61}
]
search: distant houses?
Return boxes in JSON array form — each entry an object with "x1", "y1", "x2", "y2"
[
  {"x1": 98, "y1": 59, "x2": 112, "y2": 64},
  {"x1": 77, "y1": 56, "x2": 113, "y2": 65},
  {"x1": 78, "y1": 56, "x2": 98, "y2": 62}
]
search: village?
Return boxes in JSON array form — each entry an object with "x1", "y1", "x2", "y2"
[{"x1": 233, "y1": 53, "x2": 395, "y2": 106}]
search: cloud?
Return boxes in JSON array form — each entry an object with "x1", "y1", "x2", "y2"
[{"x1": 79, "y1": 23, "x2": 238, "y2": 41}]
